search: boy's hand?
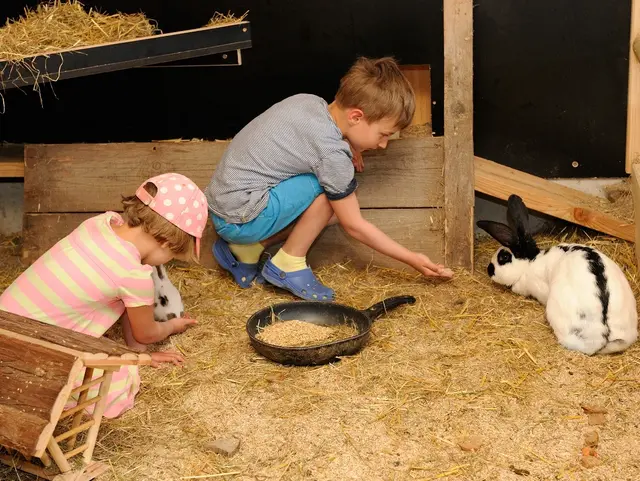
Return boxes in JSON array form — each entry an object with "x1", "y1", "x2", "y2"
[
  {"x1": 150, "y1": 351, "x2": 186, "y2": 368},
  {"x1": 348, "y1": 141, "x2": 364, "y2": 172},
  {"x1": 410, "y1": 253, "x2": 454, "y2": 278},
  {"x1": 169, "y1": 315, "x2": 198, "y2": 335}
]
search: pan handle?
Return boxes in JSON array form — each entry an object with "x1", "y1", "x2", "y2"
[{"x1": 362, "y1": 296, "x2": 416, "y2": 322}]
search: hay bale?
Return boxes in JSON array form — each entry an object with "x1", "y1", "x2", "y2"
[
  {"x1": 0, "y1": 1, "x2": 159, "y2": 63},
  {"x1": 0, "y1": 0, "x2": 159, "y2": 104}
]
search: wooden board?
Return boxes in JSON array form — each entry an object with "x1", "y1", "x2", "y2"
[
  {"x1": 0, "y1": 22, "x2": 252, "y2": 91},
  {"x1": 399, "y1": 65, "x2": 432, "y2": 128},
  {"x1": 627, "y1": 0, "x2": 640, "y2": 173},
  {"x1": 633, "y1": 164, "x2": 640, "y2": 265},
  {"x1": 0, "y1": 144, "x2": 23, "y2": 178},
  {"x1": 0, "y1": 160, "x2": 22, "y2": 178},
  {"x1": 24, "y1": 137, "x2": 444, "y2": 213},
  {"x1": 0, "y1": 309, "x2": 137, "y2": 358},
  {"x1": 307, "y1": 208, "x2": 444, "y2": 271},
  {"x1": 21, "y1": 212, "x2": 216, "y2": 268},
  {"x1": 0, "y1": 334, "x2": 80, "y2": 457},
  {"x1": 22, "y1": 209, "x2": 444, "y2": 273},
  {"x1": 443, "y1": 0, "x2": 474, "y2": 269},
  {"x1": 475, "y1": 156, "x2": 635, "y2": 241}
]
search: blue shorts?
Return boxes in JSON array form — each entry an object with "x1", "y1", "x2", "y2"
[{"x1": 211, "y1": 173, "x2": 323, "y2": 244}]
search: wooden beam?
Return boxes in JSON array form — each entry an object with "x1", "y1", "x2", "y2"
[
  {"x1": 475, "y1": 156, "x2": 634, "y2": 242},
  {"x1": 626, "y1": 0, "x2": 640, "y2": 173},
  {"x1": 634, "y1": 35, "x2": 640, "y2": 63},
  {"x1": 0, "y1": 161, "x2": 22, "y2": 178},
  {"x1": 0, "y1": 144, "x2": 24, "y2": 178},
  {"x1": 443, "y1": 0, "x2": 474, "y2": 270},
  {"x1": 24, "y1": 137, "x2": 444, "y2": 213},
  {"x1": 632, "y1": 164, "x2": 640, "y2": 264},
  {"x1": 0, "y1": 22, "x2": 252, "y2": 90}
]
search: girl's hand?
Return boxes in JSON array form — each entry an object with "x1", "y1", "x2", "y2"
[
  {"x1": 410, "y1": 253, "x2": 454, "y2": 278},
  {"x1": 169, "y1": 315, "x2": 198, "y2": 335},
  {"x1": 150, "y1": 351, "x2": 186, "y2": 368}
]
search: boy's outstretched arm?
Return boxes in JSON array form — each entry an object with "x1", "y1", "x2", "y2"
[{"x1": 330, "y1": 193, "x2": 453, "y2": 278}]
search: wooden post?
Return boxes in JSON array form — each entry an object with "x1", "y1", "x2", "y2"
[
  {"x1": 632, "y1": 164, "x2": 640, "y2": 266},
  {"x1": 443, "y1": 0, "x2": 474, "y2": 269},
  {"x1": 82, "y1": 370, "x2": 114, "y2": 464},
  {"x1": 626, "y1": 0, "x2": 640, "y2": 173}
]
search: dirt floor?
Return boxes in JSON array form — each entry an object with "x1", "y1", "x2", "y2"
[{"x1": 1, "y1": 229, "x2": 640, "y2": 481}]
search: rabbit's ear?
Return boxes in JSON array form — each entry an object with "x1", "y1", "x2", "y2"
[
  {"x1": 507, "y1": 194, "x2": 530, "y2": 238},
  {"x1": 476, "y1": 220, "x2": 517, "y2": 249},
  {"x1": 506, "y1": 195, "x2": 540, "y2": 260}
]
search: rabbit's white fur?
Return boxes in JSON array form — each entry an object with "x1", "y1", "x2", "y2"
[
  {"x1": 479, "y1": 195, "x2": 638, "y2": 356},
  {"x1": 151, "y1": 264, "x2": 184, "y2": 322}
]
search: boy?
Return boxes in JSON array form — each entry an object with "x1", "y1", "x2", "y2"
[{"x1": 206, "y1": 57, "x2": 453, "y2": 301}]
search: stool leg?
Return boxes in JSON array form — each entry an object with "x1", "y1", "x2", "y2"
[
  {"x1": 40, "y1": 451, "x2": 52, "y2": 467},
  {"x1": 82, "y1": 370, "x2": 114, "y2": 464},
  {"x1": 67, "y1": 367, "x2": 95, "y2": 449},
  {"x1": 47, "y1": 437, "x2": 71, "y2": 473}
]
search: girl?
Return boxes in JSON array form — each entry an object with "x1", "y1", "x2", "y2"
[{"x1": 0, "y1": 172, "x2": 208, "y2": 418}]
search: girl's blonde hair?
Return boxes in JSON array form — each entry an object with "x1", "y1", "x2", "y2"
[
  {"x1": 335, "y1": 56, "x2": 416, "y2": 131},
  {"x1": 121, "y1": 182, "x2": 198, "y2": 263}
]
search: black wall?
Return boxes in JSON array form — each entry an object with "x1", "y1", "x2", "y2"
[{"x1": 0, "y1": 1, "x2": 632, "y2": 178}]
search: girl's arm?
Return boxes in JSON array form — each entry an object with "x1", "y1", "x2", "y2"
[{"x1": 125, "y1": 305, "x2": 197, "y2": 345}]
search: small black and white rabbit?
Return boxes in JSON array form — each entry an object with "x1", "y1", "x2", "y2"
[
  {"x1": 151, "y1": 264, "x2": 185, "y2": 322},
  {"x1": 477, "y1": 194, "x2": 638, "y2": 356}
]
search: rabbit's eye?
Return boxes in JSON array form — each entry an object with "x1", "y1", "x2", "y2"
[{"x1": 497, "y1": 250, "x2": 512, "y2": 265}]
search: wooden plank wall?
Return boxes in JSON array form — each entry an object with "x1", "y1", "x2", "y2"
[
  {"x1": 23, "y1": 137, "x2": 445, "y2": 272},
  {"x1": 443, "y1": 0, "x2": 474, "y2": 270}
]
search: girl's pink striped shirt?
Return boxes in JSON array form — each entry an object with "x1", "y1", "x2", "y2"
[{"x1": 0, "y1": 212, "x2": 154, "y2": 337}]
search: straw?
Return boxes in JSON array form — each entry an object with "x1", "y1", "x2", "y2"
[
  {"x1": 206, "y1": 11, "x2": 249, "y2": 28},
  {"x1": 1, "y1": 229, "x2": 639, "y2": 480},
  {"x1": 0, "y1": 0, "x2": 159, "y2": 106}
]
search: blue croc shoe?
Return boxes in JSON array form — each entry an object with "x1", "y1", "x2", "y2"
[
  {"x1": 261, "y1": 256, "x2": 335, "y2": 301},
  {"x1": 213, "y1": 238, "x2": 259, "y2": 288}
]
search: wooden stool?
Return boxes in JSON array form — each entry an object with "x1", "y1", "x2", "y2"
[{"x1": 0, "y1": 309, "x2": 151, "y2": 480}]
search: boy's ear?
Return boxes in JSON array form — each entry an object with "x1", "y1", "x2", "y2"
[{"x1": 347, "y1": 108, "x2": 364, "y2": 125}]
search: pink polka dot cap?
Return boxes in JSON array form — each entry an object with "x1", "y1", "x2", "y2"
[{"x1": 135, "y1": 173, "x2": 208, "y2": 259}]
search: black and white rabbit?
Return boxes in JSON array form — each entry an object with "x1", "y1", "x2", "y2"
[
  {"x1": 477, "y1": 194, "x2": 638, "y2": 356},
  {"x1": 151, "y1": 264, "x2": 185, "y2": 322}
]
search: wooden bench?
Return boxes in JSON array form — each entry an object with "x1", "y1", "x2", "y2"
[{"x1": 0, "y1": 309, "x2": 151, "y2": 480}]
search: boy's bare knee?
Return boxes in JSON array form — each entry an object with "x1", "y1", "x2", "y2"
[{"x1": 328, "y1": 214, "x2": 339, "y2": 226}]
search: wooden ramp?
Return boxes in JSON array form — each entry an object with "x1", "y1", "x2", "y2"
[{"x1": 475, "y1": 156, "x2": 634, "y2": 242}]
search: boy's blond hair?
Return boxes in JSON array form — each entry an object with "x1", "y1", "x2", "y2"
[
  {"x1": 121, "y1": 182, "x2": 197, "y2": 263},
  {"x1": 335, "y1": 56, "x2": 416, "y2": 130}
]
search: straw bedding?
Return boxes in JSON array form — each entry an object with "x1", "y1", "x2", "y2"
[{"x1": 1, "y1": 228, "x2": 639, "y2": 481}]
